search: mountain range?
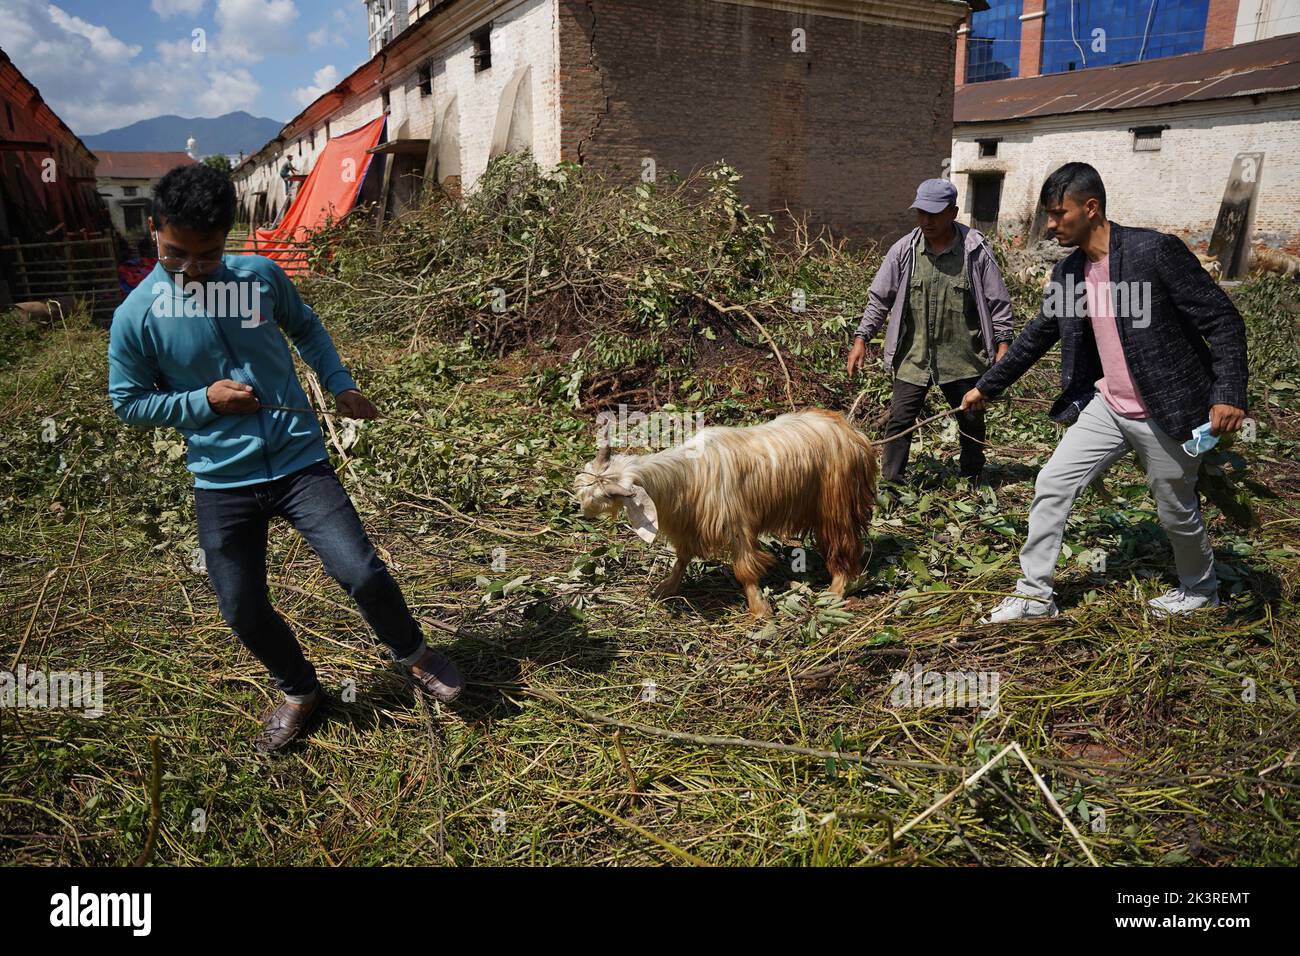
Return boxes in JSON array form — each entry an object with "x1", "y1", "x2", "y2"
[{"x1": 82, "y1": 111, "x2": 284, "y2": 157}]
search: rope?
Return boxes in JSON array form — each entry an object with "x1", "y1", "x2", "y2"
[{"x1": 264, "y1": 401, "x2": 997, "y2": 452}]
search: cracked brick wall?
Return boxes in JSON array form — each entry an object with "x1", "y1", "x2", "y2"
[{"x1": 557, "y1": 0, "x2": 958, "y2": 243}]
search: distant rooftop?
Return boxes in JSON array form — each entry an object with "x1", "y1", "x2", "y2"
[
  {"x1": 956, "y1": 33, "x2": 1300, "y2": 124},
  {"x1": 96, "y1": 151, "x2": 198, "y2": 180}
]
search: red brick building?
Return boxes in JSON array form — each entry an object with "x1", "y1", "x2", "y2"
[
  {"x1": 558, "y1": 0, "x2": 972, "y2": 241},
  {"x1": 0, "y1": 48, "x2": 107, "y2": 246}
]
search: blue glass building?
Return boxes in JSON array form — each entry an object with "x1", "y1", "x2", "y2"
[
  {"x1": 966, "y1": 0, "x2": 1024, "y2": 82},
  {"x1": 1040, "y1": 0, "x2": 1210, "y2": 74},
  {"x1": 965, "y1": 0, "x2": 1212, "y2": 83}
]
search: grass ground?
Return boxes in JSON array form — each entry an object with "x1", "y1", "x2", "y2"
[
  {"x1": 1, "y1": 162, "x2": 1296, "y2": 865},
  {"x1": 2, "y1": 297, "x2": 1296, "y2": 866}
]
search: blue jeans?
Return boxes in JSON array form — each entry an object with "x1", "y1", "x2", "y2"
[{"x1": 195, "y1": 459, "x2": 425, "y2": 695}]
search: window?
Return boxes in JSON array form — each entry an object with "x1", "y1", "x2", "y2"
[
  {"x1": 1041, "y1": 0, "x2": 1208, "y2": 75},
  {"x1": 1132, "y1": 126, "x2": 1165, "y2": 151},
  {"x1": 977, "y1": 138, "x2": 1000, "y2": 158},
  {"x1": 965, "y1": 0, "x2": 1022, "y2": 84},
  {"x1": 970, "y1": 174, "x2": 1004, "y2": 232},
  {"x1": 418, "y1": 62, "x2": 433, "y2": 96},
  {"x1": 123, "y1": 186, "x2": 138, "y2": 197},
  {"x1": 309, "y1": 129, "x2": 316, "y2": 150},
  {"x1": 382, "y1": 87, "x2": 392, "y2": 113},
  {"x1": 472, "y1": 25, "x2": 492, "y2": 72},
  {"x1": 124, "y1": 206, "x2": 144, "y2": 232},
  {"x1": 4, "y1": 102, "x2": 12, "y2": 131}
]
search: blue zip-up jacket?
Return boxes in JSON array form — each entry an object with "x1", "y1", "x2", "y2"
[{"x1": 107, "y1": 254, "x2": 358, "y2": 489}]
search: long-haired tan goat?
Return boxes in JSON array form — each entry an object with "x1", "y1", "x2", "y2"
[{"x1": 575, "y1": 409, "x2": 879, "y2": 617}]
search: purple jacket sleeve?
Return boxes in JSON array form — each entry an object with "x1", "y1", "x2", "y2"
[
  {"x1": 854, "y1": 240, "x2": 904, "y2": 341},
  {"x1": 975, "y1": 245, "x2": 1015, "y2": 344}
]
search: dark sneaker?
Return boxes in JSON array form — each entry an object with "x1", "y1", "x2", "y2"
[
  {"x1": 407, "y1": 648, "x2": 464, "y2": 703},
  {"x1": 255, "y1": 689, "x2": 324, "y2": 754}
]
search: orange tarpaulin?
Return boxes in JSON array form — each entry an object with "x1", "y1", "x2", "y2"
[{"x1": 245, "y1": 115, "x2": 387, "y2": 274}]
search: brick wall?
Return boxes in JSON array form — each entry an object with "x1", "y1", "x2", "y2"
[
  {"x1": 558, "y1": 0, "x2": 961, "y2": 244},
  {"x1": 955, "y1": 14, "x2": 969, "y2": 88},
  {"x1": 1205, "y1": 0, "x2": 1241, "y2": 49},
  {"x1": 1019, "y1": 0, "x2": 1045, "y2": 77}
]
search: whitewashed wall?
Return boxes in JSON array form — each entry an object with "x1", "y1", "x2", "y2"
[
  {"x1": 234, "y1": 0, "x2": 561, "y2": 221},
  {"x1": 951, "y1": 93, "x2": 1300, "y2": 245}
]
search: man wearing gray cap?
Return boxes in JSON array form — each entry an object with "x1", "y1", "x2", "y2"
[{"x1": 848, "y1": 178, "x2": 1014, "y2": 484}]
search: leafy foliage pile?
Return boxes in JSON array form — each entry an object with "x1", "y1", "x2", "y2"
[{"x1": 305, "y1": 155, "x2": 877, "y2": 415}]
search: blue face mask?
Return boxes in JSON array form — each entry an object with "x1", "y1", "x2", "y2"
[{"x1": 1182, "y1": 422, "x2": 1218, "y2": 457}]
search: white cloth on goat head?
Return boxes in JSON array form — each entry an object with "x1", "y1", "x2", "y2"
[{"x1": 619, "y1": 483, "x2": 658, "y2": 544}]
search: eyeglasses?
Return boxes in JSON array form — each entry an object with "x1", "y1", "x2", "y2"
[{"x1": 155, "y1": 235, "x2": 225, "y2": 274}]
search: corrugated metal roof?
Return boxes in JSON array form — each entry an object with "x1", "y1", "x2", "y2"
[
  {"x1": 956, "y1": 33, "x2": 1300, "y2": 124},
  {"x1": 96, "y1": 151, "x2": 198, "y2": 180}
]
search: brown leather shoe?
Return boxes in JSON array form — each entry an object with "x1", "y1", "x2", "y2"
[
  {"x1": 254, "y1": 690, "x2": 324, "y2": 754},
  {"x1": 406, "y1": 648, "x2": 464, "y2": 703}
]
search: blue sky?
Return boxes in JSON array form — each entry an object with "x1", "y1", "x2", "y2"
[{"x1": 1, "y1": 0, "x2": 374, "y2": 136}]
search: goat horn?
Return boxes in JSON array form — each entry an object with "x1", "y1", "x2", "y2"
[{"x1": 595, "y1": 416, "x2": 613, "y2": 466}]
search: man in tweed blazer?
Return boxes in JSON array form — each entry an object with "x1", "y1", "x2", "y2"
[{"x1": 961, "y1": 163, "x2": 1248, "y2": 621}]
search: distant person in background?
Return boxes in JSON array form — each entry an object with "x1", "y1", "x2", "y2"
[
  {"x1": 847, "y1": 178, "x2": 1014, "y2": 486},
  {"x1": 280, "y1": 156, "x2": 298, "y2": 202},
  {"x1": 117, "y1": 235, "x2": 159, "y2": 294}
]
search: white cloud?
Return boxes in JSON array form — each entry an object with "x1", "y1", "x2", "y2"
[
  {"x1": 213, "y1": 0, "x2": 299, "y2": 63},
  {"x1": 292, "y1": 64, "x2": 338, "y2": 108},
  {"x1": 48, "y1": 4, "x2": 142, "y2": 60},
  {"x1": 150, "y1": 0, "x2": 206, "y2": 18},
  {"x1": 196, "y1": 67, "x2": 261, "y2": 115},
  {"x1": 0, "y1": 0, "x2": 263, "y2": 136},
  {"x1": 157, "y1": 36, "x2": 199, "y2": 65},
  {"x1": 307, "y1": 5, "x2": 354, "y2": 48}
]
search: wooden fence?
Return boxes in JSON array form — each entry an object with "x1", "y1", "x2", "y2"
[{"x1": 1, "y1": 236, "x2": 122, "y2": 325}]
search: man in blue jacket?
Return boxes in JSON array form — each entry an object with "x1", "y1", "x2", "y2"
[{"x1": 108, "y1": 163, "x2": 463, "y2": 753}]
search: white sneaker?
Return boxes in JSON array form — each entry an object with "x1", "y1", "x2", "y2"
[
  {"x1": 981, "y1": 594, "x2": 1060, "y2": 624},
  {"x1": 1147, "y1": 587, "x2": 1220, "y2": 617}
]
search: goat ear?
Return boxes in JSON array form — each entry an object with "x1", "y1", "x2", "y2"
[{"x1": 618, "y1": 483, "x2": 658, "y2": 544}]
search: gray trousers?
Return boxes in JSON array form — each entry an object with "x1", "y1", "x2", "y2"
[{"x1": 1017, "y1": 396, "x2": 1218, "y2": 599}]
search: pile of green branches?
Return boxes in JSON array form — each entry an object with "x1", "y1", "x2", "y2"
[{"x1": 301, "y1": 155, "x2": 878, "y2": 411}]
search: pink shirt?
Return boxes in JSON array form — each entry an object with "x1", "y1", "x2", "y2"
[{"x1": 1084, "y1": 254, "x2": 1149, "y2": 419}]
